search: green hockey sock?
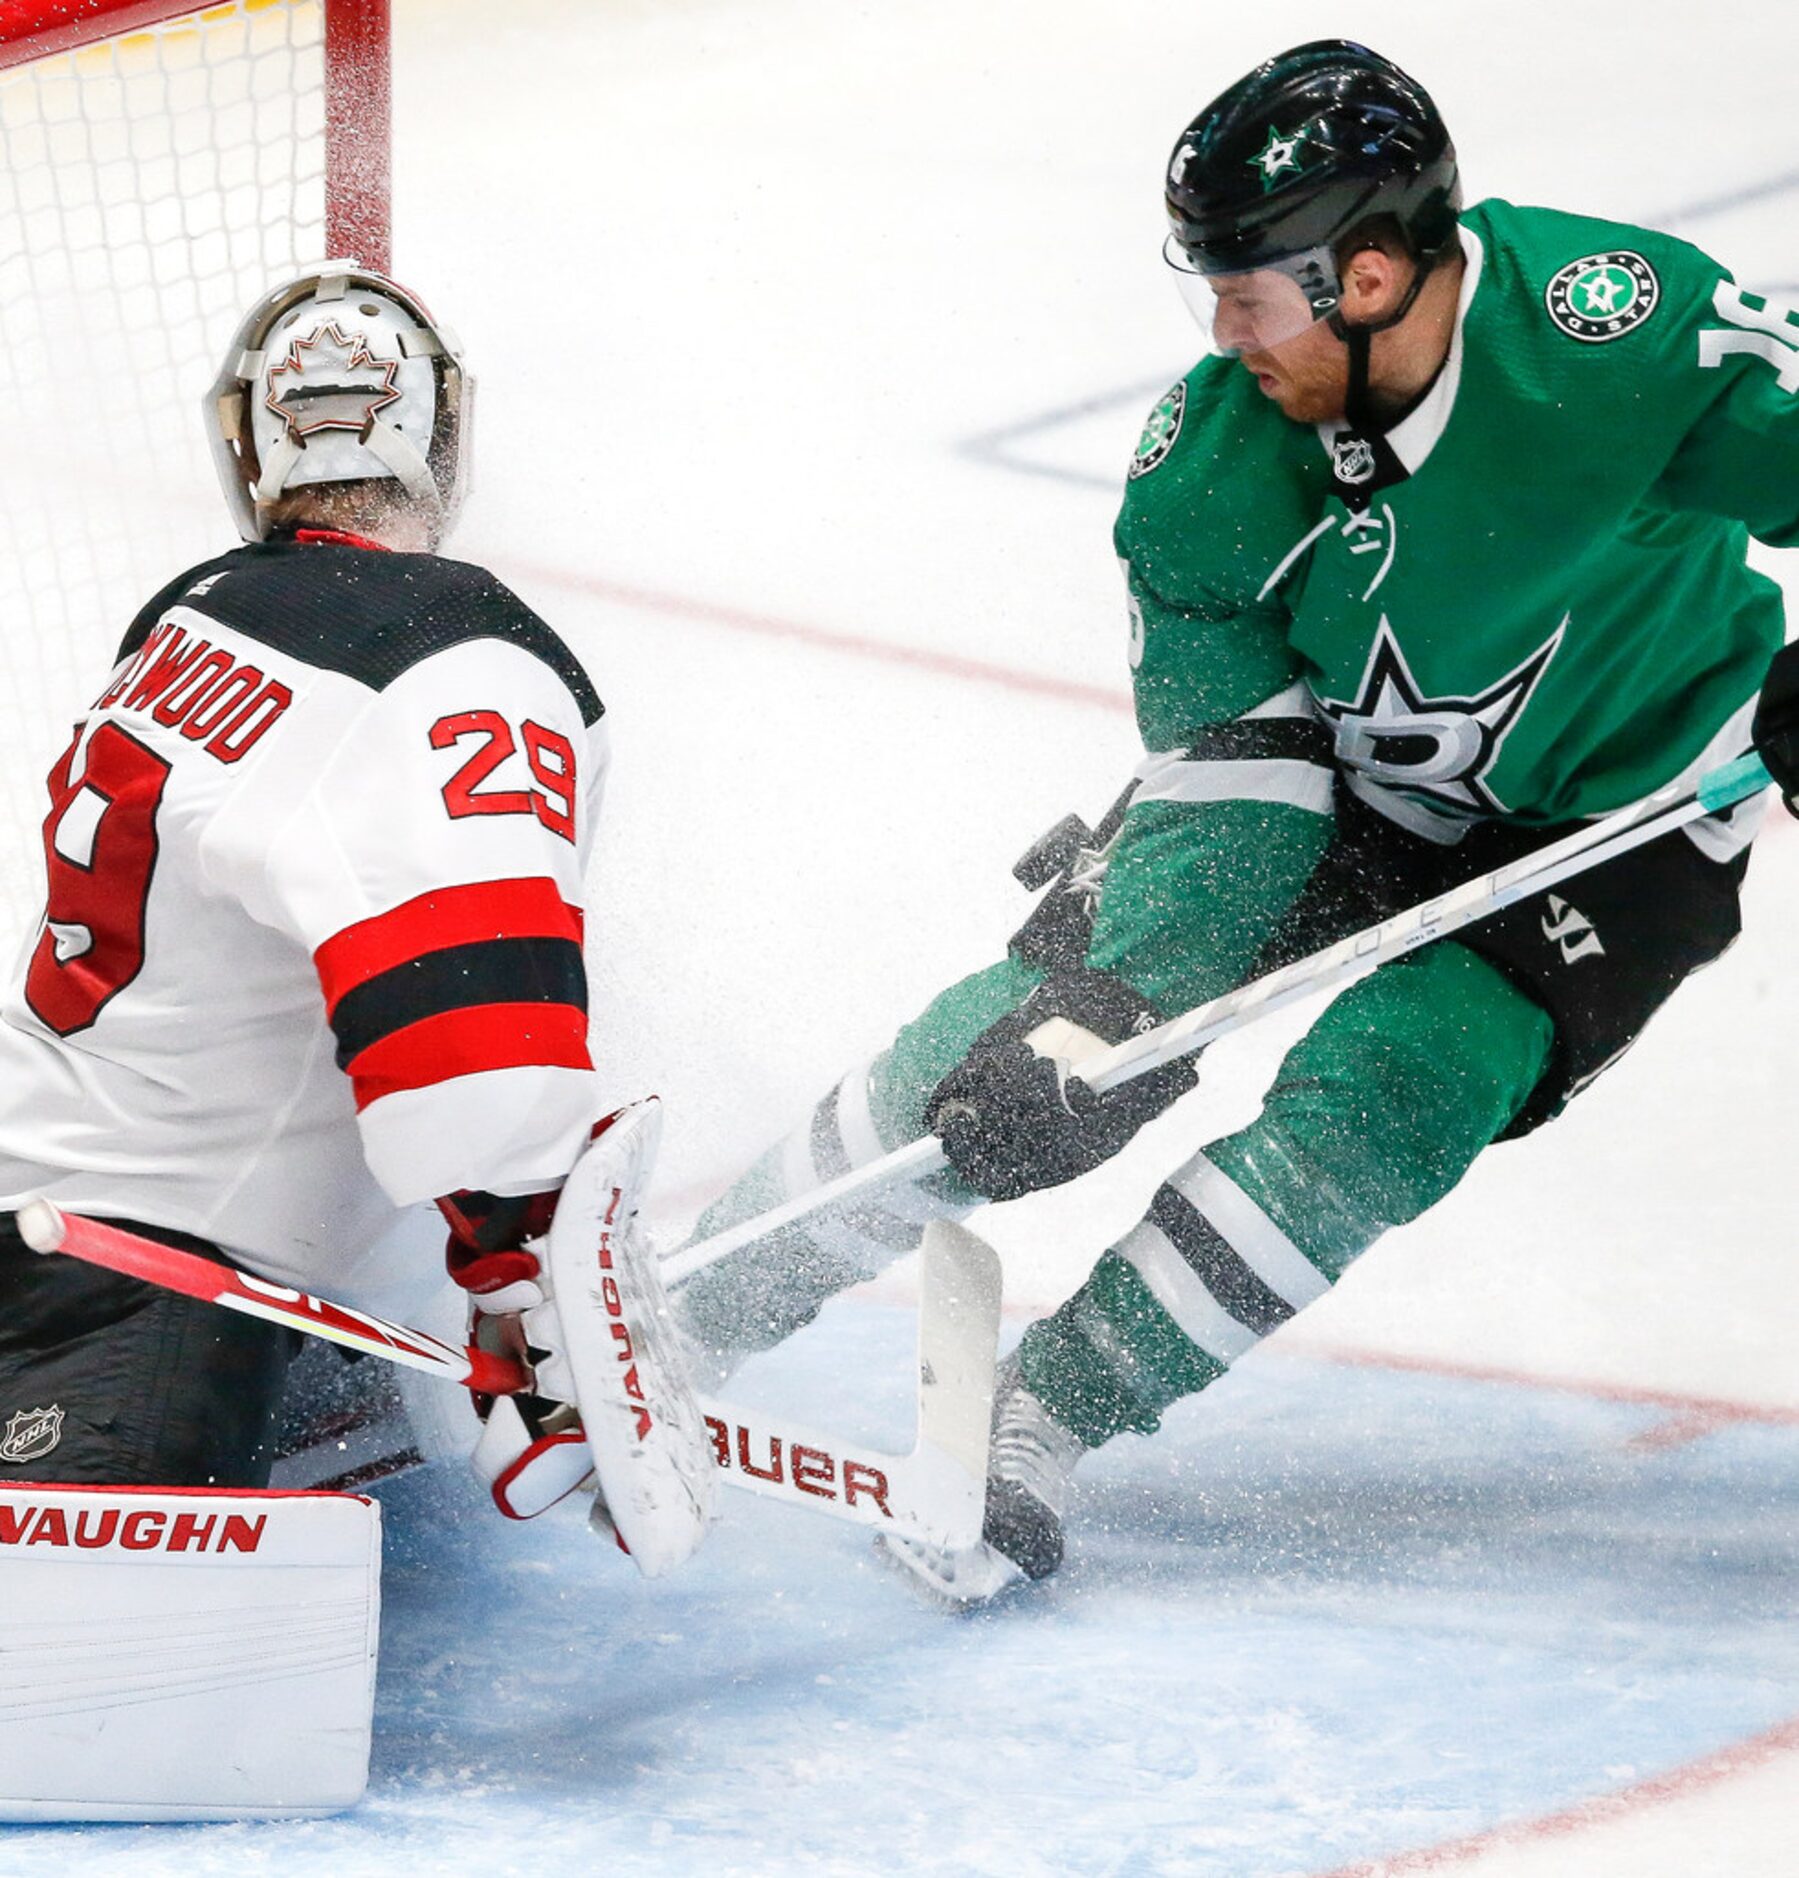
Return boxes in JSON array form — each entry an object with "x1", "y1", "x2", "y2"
[{"x1": 1017, "y1": 942, "x2": 1554, "y2": 1447}]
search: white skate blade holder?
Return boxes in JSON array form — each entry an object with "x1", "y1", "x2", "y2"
[
  {"x1": 543, "y1": 1097, "x2": 717, "y2": 1576},
  {"x1": 701, "y1": 1220, "x2": 1002, "y2": 1550},
  {"x1": 0, "y1": 1485, "x2": 380, "y2": 1821}
]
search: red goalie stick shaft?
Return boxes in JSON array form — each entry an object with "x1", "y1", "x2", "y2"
[
  {"x1": 15, "y1": 1200, "x2": 528, "y2": 1397},
  {"x1": 14, "y1": 1199, "x2": 1002, "y2": 1554}
]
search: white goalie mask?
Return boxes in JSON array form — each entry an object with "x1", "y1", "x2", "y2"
[{"x1": 205, "y1": 264, "x2": 472, "y2": 546}]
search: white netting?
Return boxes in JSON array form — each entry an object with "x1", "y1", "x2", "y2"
[{"x1": 0, "y1": 0, "x2": 327, "y2": 956}]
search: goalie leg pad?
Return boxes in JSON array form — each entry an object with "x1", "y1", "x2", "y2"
[{"x1": 0, "y1": 1484, "x2": 380, "y2": 1821}]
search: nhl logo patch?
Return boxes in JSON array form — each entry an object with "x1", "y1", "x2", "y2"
[
  {"x1": 1, "y1": 1403, "x2": 64, "y2": 1464},
  {"x1": 1545, "y1": 252, "x2": 1660, "y2": 343},
  {"x1": 1332, "y1": 435, "x2": 1377, "y2": 485},
  {"x1": 1129, "y1": 381, "x2": 1186, "y2": 480}
]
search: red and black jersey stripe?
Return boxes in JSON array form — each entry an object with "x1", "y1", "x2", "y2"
[{"x1": 314, "y1": 878, "x2": 590, "y2": 1111}]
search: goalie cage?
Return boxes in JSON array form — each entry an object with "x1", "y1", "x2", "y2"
[{"x1": 0, "y1": 0, "x2": 391, "y2": 958}]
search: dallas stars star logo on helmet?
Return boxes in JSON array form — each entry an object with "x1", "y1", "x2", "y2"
[
  {"x1": 1247, "y1": 122, "x2": 1308, "y2": 191},
  {"x1": 1545, "y1": 251, "x2": 1660, "y2": 343},
  {"x1": 265, "y1": 321, "x2": 403, "y2": 437}
]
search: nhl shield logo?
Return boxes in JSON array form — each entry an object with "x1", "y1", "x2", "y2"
[
  {"x1": 1545, "y1": 251, "x2": 1660, "y2": 343},
  {"x1": 1332, "y1": 435, "x2": 1378, "y2": 485},
  {"x1": 1, "y1": 1403, "x2": 64, "y2": 1464}
]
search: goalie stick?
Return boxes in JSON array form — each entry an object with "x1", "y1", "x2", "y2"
[
  {"x1": 696, "y1": 1220, "x2": 1001, "y2": 1550},
  {"x1": 665, "y1": 751, "x2": 1771, "y2": 1282},
  {"x1": 16, "y1": 1205, "x2": 1001, "y2": 1557},
  {"x1": 13, "y1": 1201, "x2": 528, "y2": 1395}
]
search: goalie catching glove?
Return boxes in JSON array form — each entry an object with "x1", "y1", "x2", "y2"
[
  {"x1": 441, "y1": 1097, "x2": 716, "y2": 1574},
  {"x1": 925, "y1": 970, "x2": 1198, "y2": 1202}
]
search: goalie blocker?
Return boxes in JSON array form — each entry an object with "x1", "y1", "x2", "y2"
[
  {"x1": 532, "y1": 1098, "x2": 716, "y2": 1574},
  {"x1": 441, "y1": 1097, "x2": 716, "y2": 1573},
  {"x1": 0, "y1": 1484, "x2": 380, "y2": 1821}
]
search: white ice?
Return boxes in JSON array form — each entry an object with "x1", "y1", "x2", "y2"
[{"x1": 7, "y1": 1, "x2": 1799, "y2": 1871}]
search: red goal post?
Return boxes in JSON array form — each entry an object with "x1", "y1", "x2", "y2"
[{"x1": 0, "y1": 0, "x2": 391, "y2": 953}]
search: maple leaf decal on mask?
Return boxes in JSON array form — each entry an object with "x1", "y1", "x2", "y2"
[{"x1": 265, "y1": 321, "x2": 402, "y2": 438}]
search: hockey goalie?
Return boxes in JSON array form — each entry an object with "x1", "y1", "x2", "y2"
[{"x1": 0, "y1": 266, "x2": 706, "y2": 1819}]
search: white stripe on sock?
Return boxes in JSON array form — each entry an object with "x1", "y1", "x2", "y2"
[
  {"x1": 1168, "y1": 1152, "x2": 1330, "y2": 1310},
  {"x1": 1116, "y1": 1220, "x2": 1260, "y2": 1364},
  {"x1": 833, "y1": 1060, "x2": 885, "y2": 1167}
]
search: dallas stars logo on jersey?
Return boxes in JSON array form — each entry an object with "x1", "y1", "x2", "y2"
[
  {"x1": 1129, "y1": 382, "x2": 1186, "y2": 480},
  {"x1": 1545, "y1": 251, "x2": 1660, "y2": 343},
  {"x1": 1317, "y1": 617, "x2": 1565, "y2": 817}
]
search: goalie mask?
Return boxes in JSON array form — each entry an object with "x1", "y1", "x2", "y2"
[{"x1": 205, "y1": 264, "x2": 472, "y2": 545}]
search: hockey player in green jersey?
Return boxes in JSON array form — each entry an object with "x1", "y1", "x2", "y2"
[{"x1": 673, "y1": 40, "x2": 1799, "y2": 1601}]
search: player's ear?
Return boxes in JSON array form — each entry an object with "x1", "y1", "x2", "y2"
[{"x1": 1341, "y1": 245, "x2": 1407, "y2": 321}]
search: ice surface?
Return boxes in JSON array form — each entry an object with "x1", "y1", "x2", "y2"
[
  {"x1": 7, "y1": 0, "x2": 1799, "y2": 1869},
  {"x1": 5, "y1": 1307, "x2": 1795, "y2": 1875}
]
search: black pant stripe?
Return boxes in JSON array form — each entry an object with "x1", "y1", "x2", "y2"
[
  {"x1": 1183, "y1": 718, "x2": 1333, "y2": 766},
  {"x1": 809, "y1": 1085, "x2": 852, "y2": 1183},
  {"x1": 1146, "y1": 1185, "x2": 1295, "y2": 1337}
]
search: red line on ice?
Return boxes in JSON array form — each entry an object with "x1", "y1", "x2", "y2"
[
  {"x1": 506, "y1": 562, "x2": 1136, "y2": 714},
  {"x1": 829, "y1": 1286, "x2": 1799, "y2": 1436},
  {"x1": 1307, "y1": 1712, "x2": 1799, "y2": 1876},
  {"x1": 1272, "y1": 1338, "x2": 1799, "y2": 1434}
]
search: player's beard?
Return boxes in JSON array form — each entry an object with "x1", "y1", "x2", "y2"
[{"x1": 1238, "y1": 323, "x2": 1350, "y2": 426}]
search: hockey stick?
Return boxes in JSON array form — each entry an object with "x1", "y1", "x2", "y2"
[
  {"x1": 665, "y1": 751, "x2": 1771, "y2": 1283},
  {"x1": 15, "y1": 1202, "x2": 1002, "y2": 1551},
  {"x1": 15, "y1": 1201, "x2": 529, "y2": 1395},
  {"x1": 697, "y1": 1221, "x2": 1001, "y2": 1549}
]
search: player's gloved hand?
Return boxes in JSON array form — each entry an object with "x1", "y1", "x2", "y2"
[
  {"x1": 441, "y1": 1186, "x2": 604, "y2": 1525},
  {"x1": 928, "y1": 1040, "x2": 1195, "y2": 1201},
  {"x1": 926, "y1": 969, "x2": 1198, "y2": 1202},
  {"x1": 1751, "y1": 640, "x2": 1799, "y2": 817}
]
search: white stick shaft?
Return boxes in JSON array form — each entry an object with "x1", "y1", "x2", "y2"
[
  {"x1": 667, "y1": 759, "x2": 1763, "y2": 1285},
  {"x1": 662, "y1": 1136, "x2": 943, "y2": 1285},
  {"x1": 1084, "y1": 779, "x2": 1713, "y2": 1090}
]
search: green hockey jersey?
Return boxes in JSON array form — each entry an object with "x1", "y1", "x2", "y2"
[{"x1": 1116, "y1": 197, "x2": 1799, "y2": 838}]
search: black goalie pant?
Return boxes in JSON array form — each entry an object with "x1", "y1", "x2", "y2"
[{"x1": 0, "y1": 1214, "x2": 299, "y2": 1486}]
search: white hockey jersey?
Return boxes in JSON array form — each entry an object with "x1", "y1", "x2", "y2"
[{"x1": 0, "y1": 531, "x2": 607, "y2": 1307}]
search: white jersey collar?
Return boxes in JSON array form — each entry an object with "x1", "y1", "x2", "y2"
[{"x1": 1317, "y1": 220, "x2": 1485, "y2": 477}]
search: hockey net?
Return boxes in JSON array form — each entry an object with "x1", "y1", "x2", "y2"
[{"x1": 0, "y1": 0, "x2": 388, "y2": 955}]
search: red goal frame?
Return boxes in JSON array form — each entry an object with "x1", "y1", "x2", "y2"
[{"x1": 0, "y1": 0, "x2": 391, "y2": 270}]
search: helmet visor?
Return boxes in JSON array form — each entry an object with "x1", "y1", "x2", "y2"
[{"x1": 1164, "y1": 237, "x2": 1342, "y2": 357}]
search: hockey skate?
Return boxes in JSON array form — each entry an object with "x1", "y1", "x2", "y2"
[{"x1": 880, "y1": 1353, "x2": 1084, "y2": 1606}]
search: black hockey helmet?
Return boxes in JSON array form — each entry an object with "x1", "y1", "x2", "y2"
[{"x1": 1164, "y1": 41, "x2": 1460, "y2": 355}]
